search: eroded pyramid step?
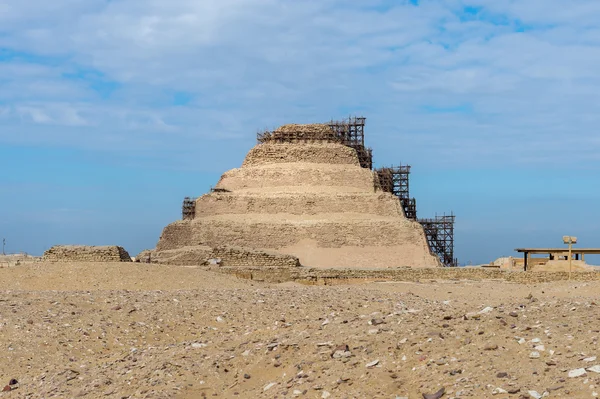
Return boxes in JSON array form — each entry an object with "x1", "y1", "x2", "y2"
[
  {"x1": 194, "y1": 192, "x2": 404, "y2": 218},
  {"x1": 242, "y1": 143, "x2": 361, "y2": 167},
  {"x1": 158, "y1": 218, "x2": 425, "y2": 251},
  {"x1": 215, "y1": 163, "x2": 377, "y2": 193}
]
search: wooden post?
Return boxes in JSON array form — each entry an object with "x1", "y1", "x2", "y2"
[
  {"x1": 524, "y1": 252, "x2": 528, "y2": 271},
  {"x1": 568, "y1": 242, "x2": 573, "y2": 280}
]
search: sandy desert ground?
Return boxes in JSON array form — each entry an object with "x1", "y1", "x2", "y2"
[{"x1": 1, "y1": 262, "x2": 600, "y2": 398}]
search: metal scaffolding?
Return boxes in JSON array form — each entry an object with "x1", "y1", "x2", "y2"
[
  {"x1": 404, "y1": 198, "x2": 417, "y2": 221},
  {"x1": 182, "y1": 197, "x2": 196, "y2": 220},
  {"x1": 352, "y1": 146, "x2": 373, "y2": 169},
  {"x1": 328, "y1": 116, "x2": 372, "y2": 169},
  {"x1": 375, "y1": 165, "x2": 417, "y2": 220},
  {"x1": 328, "y1": 116, "x2": 366, "y2": 147},
  {"x1": 377, "y1": 165, "x2": 456, "y2": 265},
  {"x1": 418, "y1": 213, "x2": 457, "y2": 267}
]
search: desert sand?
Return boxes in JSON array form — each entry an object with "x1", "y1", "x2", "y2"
[{"x1": 1, "y1": 262, "x2": 599, "y2": 398}]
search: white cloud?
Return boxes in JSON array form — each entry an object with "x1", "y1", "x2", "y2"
[
  {"x1": 1, "y1": 0, "x2": 600, "y2": 170},
  {"x1": 14, "y1": 104, "x2": 88, "y2": 126},
  {"x1": 16, "y1": 106, "x2": 53, "y2": 124}
]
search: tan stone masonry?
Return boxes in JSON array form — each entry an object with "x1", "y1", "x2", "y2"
[
  {"x1": 155, "y1": 125, "x2": 440, "y2": 268},
  {"x1": 43, "y1": 245, "x2": 132, "y2": 262}
]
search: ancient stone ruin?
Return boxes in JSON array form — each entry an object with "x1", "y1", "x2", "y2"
[
  {"x1": 154, "y1": 120, "x2": 443, "y2": 268},
  {"x1": 43, "y1": 245, "x2": 132, "y2": 262},
  {"x1": 144, "y1": 245, "x2": 300, "y2": 268}
]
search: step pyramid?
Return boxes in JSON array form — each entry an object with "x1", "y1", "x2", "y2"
[{"x1": 156, "y1": 124, "x2": 440, "y2": 268}]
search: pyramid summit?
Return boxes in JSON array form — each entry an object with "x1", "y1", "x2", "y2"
[{"x1": 153, "y1": 120, "x2": 442, "y2": 268}]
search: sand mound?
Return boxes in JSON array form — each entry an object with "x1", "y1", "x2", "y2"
[{"x1": 530, "y1": 260, "x2": 597, "y2": 272}]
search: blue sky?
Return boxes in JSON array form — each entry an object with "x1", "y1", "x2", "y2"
[{"x1": 2, "y1": 0, "x2": 600, "y2": 264}]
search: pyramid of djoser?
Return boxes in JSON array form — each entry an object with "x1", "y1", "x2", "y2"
[{"x1": 154, "y1": 123, "x2": 441, "y2": 268}]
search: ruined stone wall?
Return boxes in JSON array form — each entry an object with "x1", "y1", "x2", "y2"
[
  {"x1": 242, "y1": 143, "x2": 360, "y2": 167},
  {"x1": 194, "y1": 192, "x2": 403, "y2": 218},
  {"x1": 148, "y1": 245, "x2": 300, "y2": 268},
  {"x1": 147, "y1": 246, "x2": 213, "y2": 265},
  {"x1": 217, "y1": 266, "x2": 600, "y2": 284},
  {"x1": 43, "y1": 245, "x2": 132, "y2": 262},
  {"x1": 211, "y1": 246, "x2": 300, "y2": 268},
  {"x1": 215, "y1": 164, "x2": 378, "y2": 193}
]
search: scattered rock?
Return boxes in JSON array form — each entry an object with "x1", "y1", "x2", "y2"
[
  {"x1": 568, "y1": 368, "x2": 587, "y2": 378},
  {"x1": 527, "y1": 390, "x2": 542, "y2": 399},
  {"x1": 422, "y1": 387, "x2": 445, "y2": 399},
  {"x1": 263, "y1": 382, "x2": 277, "y2": 392},
  {"x1": 332, "y1": 344, "x2": 351, "y2": 359},
  {"x1": 484, "y1": 343, "x2": 499, "y2": 351},
  {"x1": 587, "y1": 365, "x2": 600, "y2": 373}
]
